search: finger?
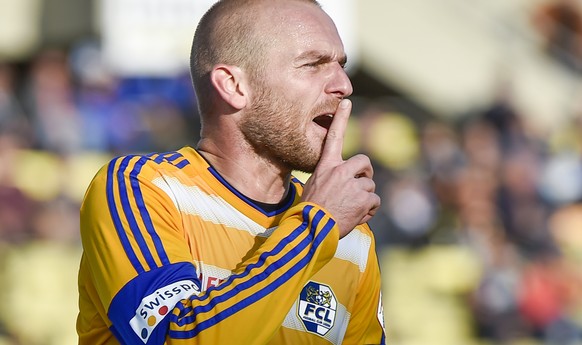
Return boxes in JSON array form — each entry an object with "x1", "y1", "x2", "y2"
[
  {"x1": 320, "y1": 99, "x2": 351, "y2": 163},
  {"x1": 360, "y1": 193, "x2": 381, "y2": 224},
  {"x1": 356, "y1": 177, "x2": 376, "y2": 193},
  {"x1": 343, "y1": 154, "x2": 374, "y2": 179},
  {"x1": 361, "y1": 214, "x2": 373, "y2": 224},
  {"x1": 353, "y1": 154, "x2": 374, "y2": 179}
]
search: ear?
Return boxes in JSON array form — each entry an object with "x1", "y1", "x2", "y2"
[{"x1": 210, "y1": 64, "x2": 248, "y2": 110}]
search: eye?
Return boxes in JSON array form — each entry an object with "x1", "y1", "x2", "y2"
[
  {"x1": 339, "y1": 58, "x2": 348, "y2": 70},
  {"x1": 303, "y1": 61, "x2": 321, "y2": 68}
]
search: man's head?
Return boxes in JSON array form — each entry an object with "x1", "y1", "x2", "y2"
[
  {"x1": 191, "y1": 0, "x2": 353, "y2": 172},
  {"x1": 191, "y1": 0, "x2": 321, "y2": 114}
]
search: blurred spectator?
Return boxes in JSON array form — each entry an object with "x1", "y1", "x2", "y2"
[
  {"x1": 0, "y1": 131, "x2": 38, "y2": 244},
  {"x1": 420, "y1": 120, "x2": 463, "y2": 181},
  {"x1": 72, "y1": 40, "x2": 199, "y2": 154},
  {"x1": 470, "y1": 230, "x2": 527, "y2": 342},
  {"x1": 518, "y1": 253, "x2": 582, "y2": 344},
  {"x1": 108, "y1": 74, "x2": 198, "y2": 154},
  {"x1": 497, "y1": 147, "x2": 554, "y2": 257},
  {"x1": 73, "y1": 41, "x2": 119, "y2": 152},
  {"x1": 0, "y1": 62, "x2": 30, "y2": 141},
  {"x1": 23, "y1": 49, "x2": 83, "y2": 154},
  {"x1": 532, "y1": 0, "x2": 582, "y2": 73},
  {"x1": 0, "y1": 199, "x2": 82, "y2": 345},
  {"x1": 0, "y1": 63, "x2": 34, "y2": 236}
]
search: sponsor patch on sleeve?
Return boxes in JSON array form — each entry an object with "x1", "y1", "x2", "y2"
[{"x1": 129, "y1": 280, "x2": 200, "y2": 343}]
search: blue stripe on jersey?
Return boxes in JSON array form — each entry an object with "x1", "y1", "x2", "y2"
[
  {"x1": 210, "y1": 216, "x2": 334, "y2": 321},
  {"x1": 108, "y1": 262, "x2": 200, "y2": 345},
  {"x1": 117, "y1": 155, "x2": 159, "y2": 270},
  {"x1": 170, "y1": 211, "x2": 336, "y2": 339},
  {"x1": 106, "y1": 157, "x2": 145, "y2": 273},
  {"x1": 130, "y1": 156, "x2": 171, "y2": 266},
  {"x1": 165, "y1": 152, "x2": 183, "y2": 162},
  {"x1": 150, "y1": 151, "x2": 190, "y2": 169},
  {"x1": 175, "y1": 159, "x2": 190, "y2": 169},
  {"x1": 172, "y1": 209, "x2": 320, "y2": 324},
  {"x1": 169, "y1": 206, "x2": 335, "y2": 339},
  {"x1": 154, "y1": 152, "x2": 171, "y2": 164},
  {"x1": 177, "y1": 205, "x2": 317, "y2": 312},
  {"x1": 152, "y1": 151, "x2": 182, "y2": 164},
  {"x1": 112, "y1": 151, "x2": 190, "y2": 270},
  {"x1": 208, "y1": 166, "x2": 295, "y2": 217}
]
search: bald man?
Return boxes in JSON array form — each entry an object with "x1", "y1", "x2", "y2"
[{"x1": 77, "y1": 1, "x2": 385, "y2": 344}]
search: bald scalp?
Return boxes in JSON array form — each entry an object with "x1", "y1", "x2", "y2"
[{"x1": 190, "y1": 0, "x2": 321, "y2": 116}]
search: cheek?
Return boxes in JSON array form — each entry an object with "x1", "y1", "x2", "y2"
[
  {"x1": 265, "y1": 81, "x2": 321, "y2": 128},
  {"x1": 283, "y1": 76, "x2": 323, "y2": 106}
]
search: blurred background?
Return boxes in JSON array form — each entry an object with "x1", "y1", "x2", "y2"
[{"x1": 1, "y1": 0, "x2": 582, "y2": 344}]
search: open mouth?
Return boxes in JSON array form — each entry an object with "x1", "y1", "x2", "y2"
[{"x1": 313, "y1": 114, "x2": 334, "y2": 130}]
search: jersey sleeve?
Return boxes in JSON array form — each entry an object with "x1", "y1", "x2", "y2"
[
  {"x1": 341, "y1": 225, "x2": 386, "y2": 345},
  {"x1": 80, "y1": 155, "x2": 340, "y2": 345}
]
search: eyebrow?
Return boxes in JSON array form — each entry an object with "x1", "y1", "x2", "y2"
[{"x1": 295, "y1": 50, "x2": 348, "y2": 66}]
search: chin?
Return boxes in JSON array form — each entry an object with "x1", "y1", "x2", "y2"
[{"x1": 286, "y1": 151, "x2": 320, "y2": 173}]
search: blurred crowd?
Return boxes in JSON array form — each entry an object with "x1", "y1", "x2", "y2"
[
  {"x1": 364, "y1": 91, "x2": 582, "y2": 345},
  {"x1": 0, "y1": 44, "x2": 200, "y2": 344},
  {"x1": 1, "y1": 1, "x2": 582, "y2": 345}
]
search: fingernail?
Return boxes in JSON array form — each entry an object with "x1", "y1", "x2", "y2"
[{"x1": 340, "y1": 99, "x2": 350, "y2": 108}]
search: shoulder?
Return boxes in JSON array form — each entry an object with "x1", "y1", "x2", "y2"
[
  {"x1": 93, "y1": 151, "x2": 193, "y2": 181},
  {"x1": 83, "y1": 150, "x2": 197, "y2": 206}
]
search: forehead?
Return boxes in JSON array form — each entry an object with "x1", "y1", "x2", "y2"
[{"x1": 260, "y1": 3, "x2": 345, "y2": 61}]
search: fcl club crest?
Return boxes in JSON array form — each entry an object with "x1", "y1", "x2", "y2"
[{"x1": 297, "y1": 281, "x2": 337, "y2": 336}]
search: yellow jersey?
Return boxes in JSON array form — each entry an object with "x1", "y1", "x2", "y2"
[{"x1": 77, "y1": 147, "x2": 386, "y2": 345}]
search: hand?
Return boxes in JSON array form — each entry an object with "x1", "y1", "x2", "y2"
[{"x1": 301, "y1": 99, "x2": 381, "y2": 238}]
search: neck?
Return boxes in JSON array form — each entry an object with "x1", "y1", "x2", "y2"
[{"x1": 197, "y1": 137, "x2": 292, "y2": 204}]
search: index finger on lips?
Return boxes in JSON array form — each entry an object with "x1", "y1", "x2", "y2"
[{"x1": 320, "y1": 99, "x2": 351, "y2": 163}]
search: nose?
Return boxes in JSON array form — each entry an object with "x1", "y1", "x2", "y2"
[{"x1": 326, "y1": 63, "x2": 353, "y2": 98}]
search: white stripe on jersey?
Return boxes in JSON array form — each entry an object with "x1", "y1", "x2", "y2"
[
  {"x1": 152, "y1": 176, "x2": 277, "y2": 237},
  {"x1": 194, "y1": 261, "x2": 232, "y2": 280},
  {"x1": 154, "y1": 175, "x2": 371, "y2": 273},
  {"x1": 336, "y1": 229, "x2": 372, "y2": 273}
]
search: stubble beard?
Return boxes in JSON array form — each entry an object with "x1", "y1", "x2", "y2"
[{"x1": 240, "y1": 85, "x2": 322, "y2": 173}]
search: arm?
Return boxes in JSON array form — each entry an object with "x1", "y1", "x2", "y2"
[
  {"x1": 341, "y1": 225, "x2": 386, "y2": 345},
  {"x1": 80, "y1": 156, "x2": 339, "y2": 345}
]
